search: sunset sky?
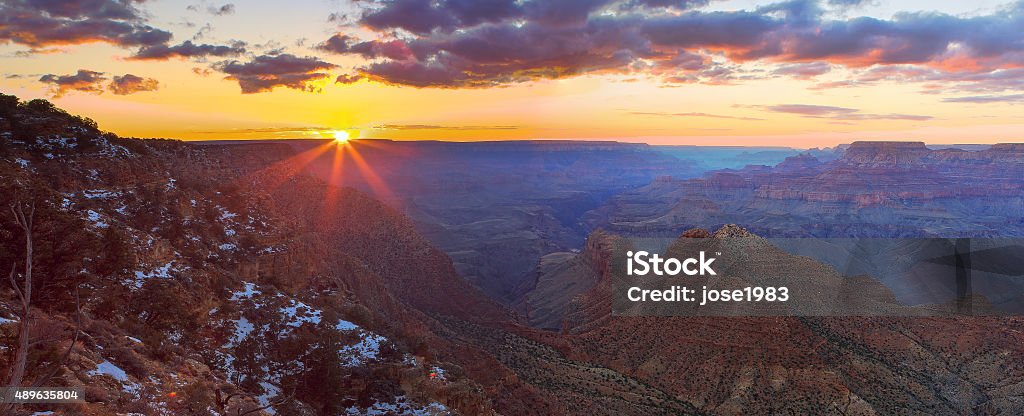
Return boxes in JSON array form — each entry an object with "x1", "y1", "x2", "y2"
[{"x1": 3, "y1": 0, "x2": 1024, "y2": 147}]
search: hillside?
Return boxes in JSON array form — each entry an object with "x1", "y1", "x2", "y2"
[{"x1": 0, "y1": 94, "x2": 516, "y2": 415}]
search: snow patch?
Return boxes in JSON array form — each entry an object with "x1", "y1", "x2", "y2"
[
  {"x1": 335, "y1": 319, "x2": 359, "y2": 331},
  {"x1": 280, "y1": 300, "x2": 321, "y2": 327},
  {"x1": 85, "y1": 210, "x2": 109, "y2": 228},
  {"x1": 89, "y1": 360, "x2": 129, "y2": 382},
  {"x1": 83, "y1": 189, "x2": 120, "y2": 199},
  {"x1": 88, "y1": 359, "x2": 142, "y2": 396},
  {"x1": 218, "y1": 206, "x2": 239, "y2": 221},
  {"x1": 132, "y1": 261, "x2": 178, "y2": 288},
  {"x1": 346, "y1": 396, "x2": 449, "y2": 415},
  {"x1": 230, "y1": 282, "x2": 261, "y2": 301},
  {"x1": 257, "y1": 381, "x2": 282, "y2": 414},
  {"x1": 227, "y1": 317, "x2": 255, "y2": 347},
  {"x1": 340, "y1": 332, "x2": 387, "y2": 366}
]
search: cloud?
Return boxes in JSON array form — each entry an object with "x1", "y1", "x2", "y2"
[
  {"x1": 373, "y1": 124, "x2": 519, "y2": 130},
  {"x1": 315, "y1": 0, "x2": 1024, "y2": 89},
  {"x1": 772, "y1": 62, "x2": 831, "y2": 79},
  {"x1": 38, "y1": 69, "x2": 159, "y2": 97},
  {"x1": 131, "y1": 40, "x2": 246, "y2": 60},
  {"x1": 832, "y1": 113, "x2": 933, "y2": 121},
  {"x1": 629, "y1": 0, "x2": 712, "y2": 9},
  {"x1": 317, "y1": 35, "x2": 414, "y2": 60},
  {"x1": 336, "y1": 74, "x2": 365, "y2": 84},
  {"x1": 360, "y1": 0, "x2": 523, "y2": 35},
  {"x1": 629, "y1": 111, "x2": 764, "y2": 121},
  {"x1": 0, "y1": 0, "x2": 172, "y2": 49},
  {"x1": 345, "y1": 16, "x2": 663, "y2": 88},
  {"x1": 827, "y1": 0, "x2": 871, "y2": 6},
  {"x1": 109, "y1": 74, "x2": 159, "y2": 95},
  {"x1": 942, "y1": 94, "x2": 1024, "y2": 104},
  {"x1": 190, "y1": 126, "x2": 335, "y2": 135},
  {"x1": 766, "y1": 104, "x2": 858, "y2": 116},
  {"x1": 38, "y1": 70, "x2": 107, "y2": 97},
  {"x1": 213, "y1": 53, "x2": 338, "y2": 93},
  {"x1": 210, "y1": 4, "x2": 235, "y2": 16},
  {"x1": 187, "y1": 2, "x2": 236, "y2": 16},
  {"x1": 805, "y1": 65, "x2": 1024, "y2": 95},
  {"x1": 760, "y1": 103, "x2": 932, "y2": 121}
]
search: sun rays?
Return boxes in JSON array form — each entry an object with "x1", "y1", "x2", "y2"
[{"x1": 245, "y1": 137, "x2": 396, "y2": 225}]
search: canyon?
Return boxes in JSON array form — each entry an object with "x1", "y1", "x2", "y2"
[{"x1": 4, "y1": 95, "x2": 1024, "y2": 415}]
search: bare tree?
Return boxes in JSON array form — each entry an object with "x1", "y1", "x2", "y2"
[
  {"x1": 5, "y1": 201, "x2": 35, "y2": 390},
  {"x1": 2, "y1": 201, "x2": 81, "y2": 413}
]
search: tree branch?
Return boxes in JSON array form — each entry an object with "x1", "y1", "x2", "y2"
[{"x1": 7, "y1": 263, "x2": 25, "y2": 308}]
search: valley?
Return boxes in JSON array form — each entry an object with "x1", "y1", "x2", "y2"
[{"x1": 3, "y1": 95, "x2": 1024, "y2": 415}]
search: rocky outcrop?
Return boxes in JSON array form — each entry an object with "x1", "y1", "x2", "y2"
[
  {"x1": 840, "y1": 141, "x2": 931, "y2": 167},
  {"x1": 711, "y1": 224, "x2": 753, "y2": 238},
  {"x1": 522, "y1": 231, "x2": 616, "y2": 330},
  {"x1": 588, "y1": 140, "x2": 1024, "y2": 238},
  {"x1": 681, "y1": 227, "x2": 711, "y2": 238},
  {"x1": 549, "y1": 226, "x2": 1024, "y2": 414}
]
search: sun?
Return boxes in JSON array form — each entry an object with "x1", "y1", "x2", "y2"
[{"x1": 333, "y1": 130, "x2": 350, "y2": 143}]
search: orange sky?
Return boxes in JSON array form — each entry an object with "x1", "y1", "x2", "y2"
[{"x1": 3, "y1": 0, "x2": 1024, "y2": 148}]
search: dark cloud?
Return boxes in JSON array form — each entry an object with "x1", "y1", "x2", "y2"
[
  {"x1": 0, "y1": 0, "x2": 172, "y2": 49},
  {"x1": 336, "y1": 74, "x2": 365, "y2": 84},
  {"x1": 319, "y1": 0, "x2": 1024, "y2": 89},
  {"x1": 317, "y1": 35, "x2": 414, "y2": 60},
  {"x1": 109, "y1": 74, "x2": 159, "y2": 95},
  {"x1": 211, "y1": 4, "x2": 235, "y2": 16},
  {"x1": 761, "y1": 104, "x2": 932, "y2": 121},
  {"x1": 38, "y1": 70, "x2": 160, "y2": 97},
  {"x1": 38, "y1": 69, "x2": 107, "y2": 97},
  {"x1": 942, "y1": 94, "x2": 1024, "y2": 104},
  {"x1": 629, "y1": 0, "x2": 712, "y2": 9},
  {"x1": 132, "y1": 40, "x2": 246, "y2": 60},
  {"x1": 361, "y1": 0, "x2": 462, "y2": 35},
  {"x1": 348, "y1": 16, "x2": 662, "y2": 87},
  {"x1": 522, "y1": 0, "x2": 615, "y2": 26},
  {"x1": 213, "y1": 54, "x2": 338, "y2": 93}
]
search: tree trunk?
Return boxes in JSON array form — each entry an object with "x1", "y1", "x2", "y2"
[
  {"x1": 5, "y1": 203, "x2": 34, "y2": 395},
  {"x1": 7, "y1": 308, "x2": 30, "y2": 388}
]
